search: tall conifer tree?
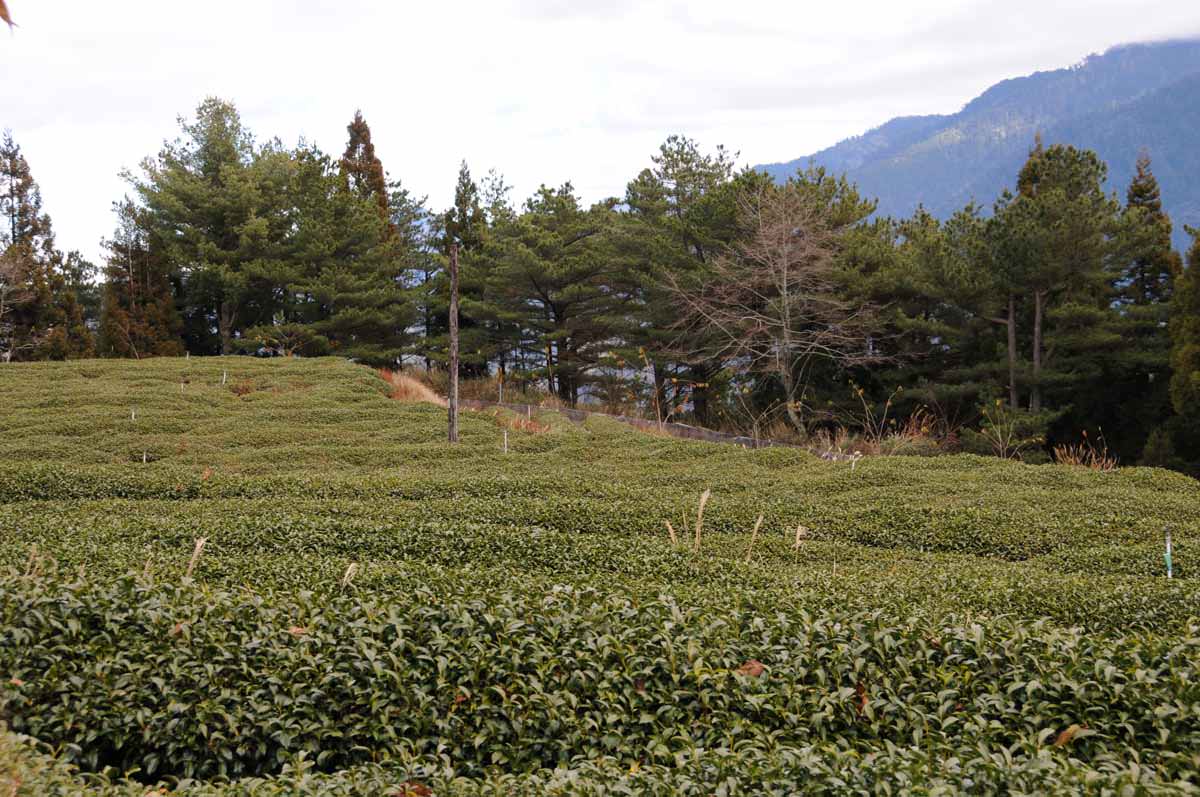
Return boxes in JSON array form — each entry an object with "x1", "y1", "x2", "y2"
[
  {"x1": 98, "y1": 201, "x2": 185, "y2": 358},
  {"x1": 1170, "y1": 228, "x2": 1200, "y2": 417},
  {"x1": 0, "y1": 130, "x2": 93, "y2": 360},
  {"x1": 1103, "y1": 153, "x2": 1183, "y2": 459},
  {"x1": 340, "y1": 111, "x2": 391, "y2": 228}
]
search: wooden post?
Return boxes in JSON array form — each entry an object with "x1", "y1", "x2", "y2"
[{"x1": 448, "y1": 243, "x2": 460, "y2": 443}]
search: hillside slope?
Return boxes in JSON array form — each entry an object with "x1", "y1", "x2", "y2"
[
  {"x1": 758, "y1": 39, "x2": 1200, "y2": 249},
  {"x1": 1, "y1": 357, "x2": 1198, "y2": 793}
]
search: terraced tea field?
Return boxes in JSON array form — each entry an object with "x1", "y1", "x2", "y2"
[{"x1": 1, "y1": 357, "x2": 1198, "y2": 794}]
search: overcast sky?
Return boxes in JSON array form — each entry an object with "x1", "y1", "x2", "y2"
[{"x1": 3, "y1": 0, "x2": 1199, "y2": 263}]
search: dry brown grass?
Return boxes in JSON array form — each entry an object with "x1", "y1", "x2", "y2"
[
  {"x1": 1053, "y1": 432, "x2": 1118, "y2": 471},
  {"x1": 379, "y1": 369, "x2": 446, "y2": 407},
  {"x1": 488, "y1": 410, "x2": 550, "y2": 435},
  {"x1": 229, "y1": 379, "x2": 255, "y2": 397}
]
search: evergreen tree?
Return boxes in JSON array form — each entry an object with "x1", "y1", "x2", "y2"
[
  {"x1": 1164, "y1": 227, "x2": 1200, "y2": 474},
  {"x1": 1103, "y1": 154, "x2": 1183, "y2": 460},
  {"x1": 340, "y1": 111, "x2": 391, "y2": 227},
  {"x1": 616, "y1": 137, "x2": 744, "y2": 425},
  {"x1": 419, "y1": 163, "x2": 490, "y2": 376},
  {"x1": 285, "y1": 146, "x2": 412, "y2": 365},
  {"x1": 0, "y1": 130, "x2": 93, "y2": 360},
  {"x1": 1011, "y1": 142, "x2": 1121, "y2": 414},
  {"x1": 128, "y1": 98, "x2": 293, "y2": 354},
  {"x1": 1170, "y1": 227, "x2": 1200, "y2": 417},
  {"x1": 1117, "y1": 153, "x2": 1180, "y2": 306},
  {"x1": 97, "y1": 201, "x2": 184, "y2": 358},
  {"x1": 852, "y1": 205, "x2": 993, "y2": 433},
  {"x1": 443, "y1": 162, "x2": 487, "y2": 253},
  {"x1": 62, "y1": 250, "x2": 102, "y2": 329},
  {"x1": 482, "y1": 184, "x2": 614, "y2": 404}
]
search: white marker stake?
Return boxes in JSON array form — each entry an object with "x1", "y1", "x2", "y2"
[
  {"x1": 1165, "y1": 526, "x2": 1173, "y2": 580},
  {"x1": 503, "y1": 429, "x2": 509, "y2": 454}
]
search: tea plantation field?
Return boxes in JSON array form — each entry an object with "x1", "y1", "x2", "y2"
[{"x1": 1, "y1": 357, "x2": 1199, "y2": 794}]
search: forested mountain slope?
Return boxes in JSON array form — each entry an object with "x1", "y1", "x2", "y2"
[{"x1": 758, "y1": 39, "x2": 1200, "y2": 249}]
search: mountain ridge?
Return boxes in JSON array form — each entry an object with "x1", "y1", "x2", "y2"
[{"x1": 757, "y1": 38, "x2": 1200, "y2": 250}]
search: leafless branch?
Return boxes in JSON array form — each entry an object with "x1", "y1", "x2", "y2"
[{"x1": 667, "y1": 181, "x2": 884, "y2": 430}]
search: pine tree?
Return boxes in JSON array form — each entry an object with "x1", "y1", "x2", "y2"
[
  {"x1": 1103, "y1": 153, "x2": 1183, "y2": 459},
  {"x1": 1170, "y1": 227, "x2": 1200, "y2": 416},
  {"x1": 340, "y1": 111, "x2": 391, "y2": 227},
  {"x1": 616, "y1": 137, "x2": 744, "y2": 425},
  {"x1": 1118, "y1": 153, "x2": 1180, "y2": 306},
  {"x1": 482, "y1": 184, "x2": 614, "y2": 404},
  {"x1": 1161, "y1": 227, "x2": 1200, "y2": 473},
  {"x1": 1011, "y1": 142, "x2": 1120, "y2": 414},
  {"x1": 129, "y1": 98, "x2": 292, "y2": 354},
  {"x1": 0, "y1": 130, "x2": 93, "y2": 360},
  {"x1": 443, "y1": 162, "x2": 487, "y2": 253},
  {"x1": 422, "y1": 163, "x2": 489, "y2": 376},
  {"x1": 287, "y1": 146, "x2": 411, "y2": 366}
]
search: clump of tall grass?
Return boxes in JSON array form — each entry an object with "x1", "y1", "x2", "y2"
[
  {"x1": 378, "y1": 369, "x2": 446, "y2": 407},
  {"x1": 486, "y1": 408, "x2": 550, "y2": 435},
  {"x1": 1053, "y1": 431, "x2": 1118, "y2": 471}
]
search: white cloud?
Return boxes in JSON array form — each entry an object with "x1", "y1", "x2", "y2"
[{"x1": 2, "y1": 0, "x2": 1197, "y2": 262}]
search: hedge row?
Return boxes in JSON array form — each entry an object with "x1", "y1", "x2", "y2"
[
  {"x1": 2, "y1": 503, "x2": 1197, "y2": 635},
  {"x1": 4, "y1": 727, "x2": 1196, "y2": 795},
  {"x1": 2, "y1": 467, "x2": 1196, "y2": 564},
  {"x1": 2, "y1": 573, "x2": 1198, "y2": 783}
]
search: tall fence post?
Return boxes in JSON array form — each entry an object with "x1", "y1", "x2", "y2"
[{"x1": 448, "y1": 243, "x2": 460, "y2": 444}]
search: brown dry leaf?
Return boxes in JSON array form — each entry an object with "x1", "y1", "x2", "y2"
[
  {"x1": 201, "y1": 467, "x2": 213, "y2": 482},
  {"x1": 169, "y1": 622, "x2": 185, "y2": 637},
  {"x1": 8, "y1": 677, "x2": 24, "y2": 686},
  {"x1": 287, "y1": 626, "x2": 308, "y2": 637},
  {"x1": 390, "y1": 784, "x2": 433, "y2": 797},
  {"x1": 855, "y1": 682, "x2": 868, "y2": 717},
  {"x1": 0, "y1": 1, "x2": 14, "y2": 29},
  {"x1": 1054, "y1": 723, "x2": 1087, "y2": 747},
  {"x1": 736, "y1": 659, "x2": 766, "y2": 678},
  {"x1": 453, "y1": 693, "x2": 467, "y2": 705}
]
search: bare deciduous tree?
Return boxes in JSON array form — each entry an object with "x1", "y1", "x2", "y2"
[{"x1": 670, "y1": 182, "x2": 882, "y2": 431}]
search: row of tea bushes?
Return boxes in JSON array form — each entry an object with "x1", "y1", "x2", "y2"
[
  {"x1": 2, "y1": 572, "x2": 1198, "y2": 783},
  {"x1": 3, "y1": 724, "x2": 1194, "y2": 795},
  {"x1": 1, "y1": 463, "x2": 1196, "y2": 562}
]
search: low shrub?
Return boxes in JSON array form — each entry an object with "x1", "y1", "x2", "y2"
[{"x1": 2, "y1": 573, "x2": 1198, "y2": 783}]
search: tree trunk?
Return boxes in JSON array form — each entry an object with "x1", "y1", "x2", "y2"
[
  {"x1": 218, "y1": 300, "x2": 236, "y2": 355},
  {"x1": 1030, "y1": 290, "x2": 1044, "y2": 413},
  {"x1": 690, "y1": 363, "x2": 712, "y2": 427},
  {"x1": 448, "y1": 244, "x2": 459, "y2": 443},
  {"x1": 781, "y1": 366, "x2": 804, "y2": 433},
  {"x1": 1006, "y1": 294, "x2": 1018, "y2": 409},
  {"x1": 652, "y1": 363, "x2": 667, "y2": 424}
]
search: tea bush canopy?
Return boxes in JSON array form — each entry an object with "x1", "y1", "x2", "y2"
[{"x1": 0, "y1": 356, "x2": 1198, "y2": 794}]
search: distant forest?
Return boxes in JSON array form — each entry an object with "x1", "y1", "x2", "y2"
[{"x1": 2, "y1": 99, "x2": 1199, "y2": 474}]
